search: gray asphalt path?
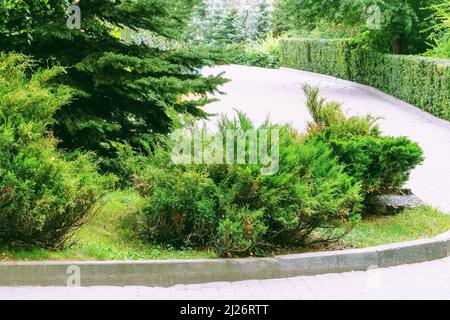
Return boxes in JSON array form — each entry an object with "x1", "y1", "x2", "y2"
[{"x1": 202, "y1": 65, "x2": 450, "y2": 213}]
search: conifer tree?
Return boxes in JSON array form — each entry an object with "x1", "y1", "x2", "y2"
[
  {"x1": 253, "y1": 0, "x2": 272, "y2": 39},
  {"x1": 219, "y1": 7, "x2": 245, "y2": 44},
  {"x1": 0, "y1": 0, "x2": 226, "y2": 155}
]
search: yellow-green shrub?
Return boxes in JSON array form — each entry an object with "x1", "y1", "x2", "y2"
[{"x1": 0, "y1": 53, "x2": 114, "y2": 249}]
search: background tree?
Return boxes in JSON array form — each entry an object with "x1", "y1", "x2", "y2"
[
  {"x1": 425, "y1": 2, "x2": 450, "y2": 58},
  {"x1": 218, "y1": 8, "x2": 245, "y2": 44},
  {"x1": 191, "y1": 0, "x2": 275, "y2": 45},
  {"x1": 253, "y1": 0, "x2": 273, "y2": 39},
  {"x1": 273, "y1": 0, "x2": 443, "y2": 54},
  {"x1": 0, "y1": 0, "x2": 226, "y2": 156}
]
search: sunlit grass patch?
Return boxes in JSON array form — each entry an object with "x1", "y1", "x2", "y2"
[{"x1": 342, "y1": 206, "x2": 450, "y2": 248}]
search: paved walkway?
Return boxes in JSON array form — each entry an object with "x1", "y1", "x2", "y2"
[
  {"x1": 202, "y1": 65, "x2": 450, "y2": 213},
  {"x1": 2, "y1": 257, "x2": 449, "y2": 300}
]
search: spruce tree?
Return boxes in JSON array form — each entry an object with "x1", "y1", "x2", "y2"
[
  {"x1": 253, "y1": 0, "x2": 272, "y2": 39},
  {"x1": 0, "y1": 0, "x2": 226, "y2": 155},
  {"x1": 219, "y1": 7, "x2": 245, "y2": 44}
]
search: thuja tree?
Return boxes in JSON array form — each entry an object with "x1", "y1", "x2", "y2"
[
  {"x1": 252, "y1": 0, "x2": 273, "y2": 40},
  {"x1": 0, "y1": 0, "x2": 226, "y2": 155}
]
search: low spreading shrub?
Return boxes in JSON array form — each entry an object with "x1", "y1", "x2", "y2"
[
  {"x1": 280, "y1": 38, "x2": 450, "y2": 121},
  {"x1": 122, "y1": 113, "x2": 363, "y2": 256},
  {"x1": 135, "y1": 166, "x2": 220, "y2": 247},
  {"x1": 216, "y1": 206, "x2": 267, "y2": 256},
  {"x1": 120, "y1": 88, "x2": 423, "y2": 256},
  {"x1": 328, "y1": 136, "x2": 424, "y2": 196},
  {"x1": 0, "y1": 53, "x2": 114, "y2": 249},
  {"x1": 303, "y1": 85, "x2": 424, "y2": 197}
]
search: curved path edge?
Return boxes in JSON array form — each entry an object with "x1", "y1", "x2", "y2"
[{"x1": 1, "y1": 231, "x2": 449, "y2": 287}]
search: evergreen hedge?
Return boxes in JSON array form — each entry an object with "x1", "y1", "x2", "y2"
[{"x1": 280, "y1": 38, "x2": 450, "y2": 121}]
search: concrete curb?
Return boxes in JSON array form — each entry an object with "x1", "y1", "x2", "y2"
[{"x1": 1, "y1": 231, "x2": 449, "y2": 287}]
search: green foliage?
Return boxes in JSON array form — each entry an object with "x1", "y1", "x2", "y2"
[
  {"x1": 328, "y1": 136, "x2": 424, "y2": 196},
  {"x1": 230, "y1": 34, "x2": 281, "y2": 68},
  {"x1": 425, "y1": 2, "x2": 450, "y2": 58},
  {"x1": 190, "y1": 0, "x2": 274, "y2": 45},
  {"x1": 122, "y1": 114, "x2": 362, "y2": 256},
  {"x1": 281, "y1": 38, "x2": 450, "y2": 121},
  {"x1": 253, "y1": 0, "x2": 273, "y2": 40},
  {"x1": 303, "y1": 85, "x2": 424, "y2": 197},
  {"x1": 216, "y1": 206, "x2": 267, "y2": 256},
  {"x1": 219, "y1": 8, "x2": 246, "y2": 44},
  {"x1": 0, "y1": 53, "x2": 114, "y2": 249},
  {"x1": 273, "y1": 0, "x2": 442, "y2": 54},
  {"x1": 135, "y1": 167, "x2": 220, "y2": 247},
  {"x1": 280, "y1": 38, "x2": 355, "y2": 79},
  {"x1": 0, "y1": 0, "x2": 227, "y2": 156}
]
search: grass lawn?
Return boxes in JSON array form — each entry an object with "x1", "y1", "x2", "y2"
[
  {"x1": 0, "y1": 190, "x2": 218, "y2": 261},
  {"x1": 1, "y1": 191, "x2": 449, "y2": 261},
  {"x1": 342, "y1": 206, "x2": 450, "y2": 248}
]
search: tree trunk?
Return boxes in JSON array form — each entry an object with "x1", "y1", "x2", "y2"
[
  {"x1": 391, "y1": 34, "x2": 407, "y2": 54},
  {"x1": 391, "y1": 34, "x2": 401, "y2": 54}
]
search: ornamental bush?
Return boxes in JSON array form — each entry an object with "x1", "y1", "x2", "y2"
[
  {"x1": 125, "y1": 114, "x2": 362, "y2": 256},
  {"x1": 303, "y1": 85, "x2": 424, "y2": 197},
  {"x1": 0, "y1": 53, "x2": 114, "y2": 249},
  {"x1": 135, "y1": 166, "x2": 220, "y2": 247},
  {"x1": 230, "y1": 35, "x2": 281, "y2": 69},
  {"x1": 280, "y1": 38, "x2": 450, "y2": 121}
]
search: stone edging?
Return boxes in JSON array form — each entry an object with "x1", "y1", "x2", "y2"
[{"x1": 1, "y1": 231, "x2": 449, "y2": 287}]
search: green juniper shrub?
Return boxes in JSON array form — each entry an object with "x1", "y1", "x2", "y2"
[
  {"x1": 216, "y1": 206, "x2": 267, "y2": 256},
  {"x1": 135, "y1": 166, "x2": 220, "y2": 247},
  {"x1": 303, "y1": 85, "x2": 424, "y2": 197},
  {"x1": 210, "y1": 115, "x2": 362, "y2": 251},
  {"x1": 0, "y1": 53, "x2": 114, "y2": 249},
  {"x1": 425, "y1": 2, "x2": 450, "y2": 59},
  {"x1": 327, "y1": 136, "x2": 425, "y2": 196},
  {"x1": 117, "y1": 136, "x2": 222, "y2": 247},
  {"x1": 123, "y1": 113, "x2": 363, "y2": 256}
]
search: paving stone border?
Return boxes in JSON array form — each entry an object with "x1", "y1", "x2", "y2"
[{"x1": 1, "y1": 231, "x2": 449, "y2": 287}]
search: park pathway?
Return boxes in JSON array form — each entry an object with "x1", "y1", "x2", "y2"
[
  {"x1": 2, "y1": 257, "x2": 449, "y2": 299},
  {"x1": 202, "y1": 65, "x2": 450, "y2": 213}
]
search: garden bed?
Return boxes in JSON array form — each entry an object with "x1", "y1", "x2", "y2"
[{"x1": 1, "y1": 191, "x2": 449, "y2": 262}]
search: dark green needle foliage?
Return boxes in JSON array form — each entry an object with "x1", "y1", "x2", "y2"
[{"x1": 0, "y1": 0, "x2": 227, "y2": 156}]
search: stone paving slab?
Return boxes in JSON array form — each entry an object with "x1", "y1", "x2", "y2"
[{"x1": 1, "y1": 257, "x2": 449, "y2": 300}]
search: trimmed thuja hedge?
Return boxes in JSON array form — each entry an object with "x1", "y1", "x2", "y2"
[{"x1": 280, "y1": 38, "x2": 450, "y2": 121}]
